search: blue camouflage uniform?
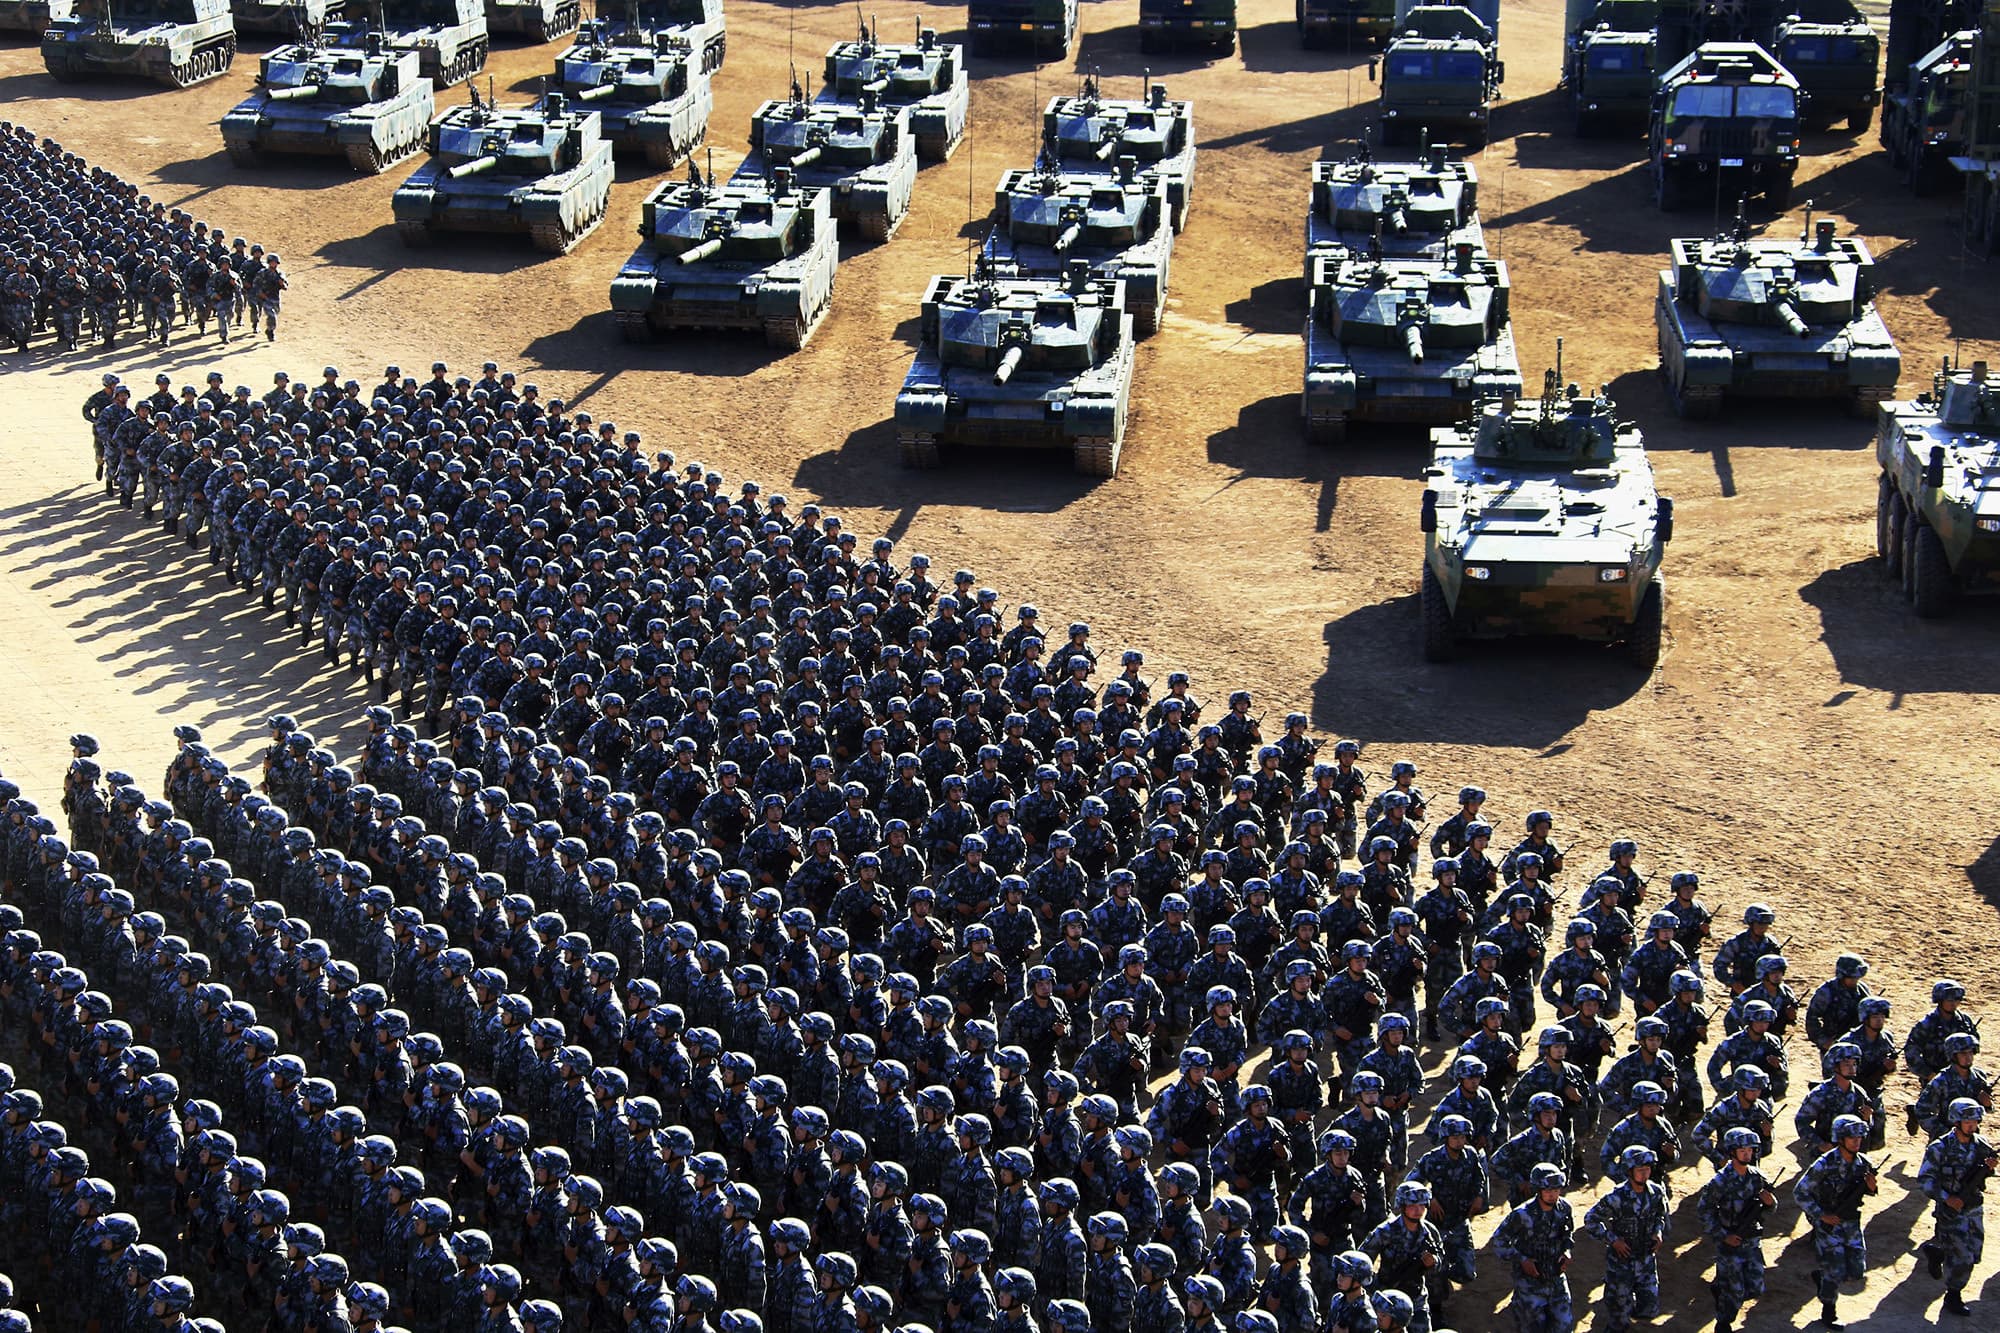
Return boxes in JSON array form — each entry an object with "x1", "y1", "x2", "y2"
[{"x1": 1490, "y1": 1194, "x2": 1574, "y2": 1333}]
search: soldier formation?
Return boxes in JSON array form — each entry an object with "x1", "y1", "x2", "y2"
[
  {"x1": 0, "y1": 125, "x2": 289, "y2": 356},
  {"x1": 5, "y1": 353, "x2": 1988, "y2": 1333}
]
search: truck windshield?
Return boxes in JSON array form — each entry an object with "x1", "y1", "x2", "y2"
[
  {"x1": 1586, "y1": 46, "x2": 1642, "y2": 73},
  {"x1": 1783, "y1": 36, "x2": 1868, "y2": 63},
  {"x1": 1669, "y1": 84, "x2": 1795, "y2": 119},
  {"x1": 1388, "y1": 50, "x2": 1486, "y2": 81}
]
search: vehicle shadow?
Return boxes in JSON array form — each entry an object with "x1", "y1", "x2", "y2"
[
  {"x1": 1223, "y1": 275, "x2": 1303, "y2": 338},
  {"x1": 1797, "y1": 557, "x2": 2000, "y2": 699},
  {"x1": 152, "y1": 146, "x2": 356, "y2": 193},
  {"x1": 1070, "y1": 24, "x2": 1225, "y2": 78},
  {"x1": 1237, "y1": 19, "x2": 1375, "y2": 75},
  {"x1": 1605, "y1": 368, "x2": 1877, "y2": 496},
  {"x1": 1205, "y1": 393, "x2": 1416, "y2": 531},
  {"x1": 1199, "y1": 99, "x2": 1375, "y2": 156},
  {"x1": 520, "y1": 310, "x2": 780, "y2": 379}
]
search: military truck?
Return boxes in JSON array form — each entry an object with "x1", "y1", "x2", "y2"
[
  {"x1": 484, "y1": 0, "x2": 580, "y2": 45},
  {"x1": 1138, "y1": 0, "x2": 1235, "y2": 52},
  {"x1": 1302, "y1": 234, "x2": 1521, "y2": 444},
  {"x1": 1877, "y1": 359, "x2": 2000, "y2": 615},
  {"x1": 1298, "y1": 0, "x2": 1395, "y2": 49},
  {"x1": 393, "y1": 85, "x2": 615, "y2": 253},
  {"x1": 819, "y1": 19, "x2": 969, "y2": 162},
  {"x1": 1951, "y1": 0, "x2": 2000, "y2": 253},
  {"x1": 609, "y1": 160, "x2": 837, "y2": 349},
  {"x1": 1368, "y1": 0, "x2": 1504, "y2": 147},
  {"x1": 0, "y1": 0, "x2": 70, "y2": 35},
  {"x1": 1771, "y1": 0, "x2": 1880, "y2": 130},
  {"x1": 744, "y1": 83, "x2": 918, "y2": 242},
  {"x1": 895, "y1": 258, "x2": 1137, "y2": 477},
  {"x1": 1654, "y1": 211, "x2": 1901, "y2": 418},
  {"x1": 1419, "y1": 358, "x2": 1672, "y2": 666},
  {"x1": 1646, "y1": 42, "x2": 1802, "y2": 210},
  {"x1": 222, "y1": 29, "x2": 435, "y2": 173},
  {"x1": 377, "y1": 0, "x2": 487, "y2": 85},
  {"x1": 231, "y1": 0, "x2": 336, "y2": 40},
  {"x1": 965, "y1": 0, "x2": 1076, "y2": 59},
  {"x1": 985, "y1": 149, "x2": 1176, "y2": 335},
  {"x1": 1562, "y1": 0, "x2": 1658, "y2": 134},
  {"x1": 41, "y1": 0, "x2": 237, "y2": 87},
  {"x1": 1882, "y1": 27, "x2": 1975, "y2": 192},
  {"x1": 553, "y1": 20, "x2": 710, "y2": 167},
  {"x1": 1044, "y1": 76, "x2": 1197, "y2": 232},
  {"x1": 1307, "y1": 141, "x2": 1481, "y2": 261}
]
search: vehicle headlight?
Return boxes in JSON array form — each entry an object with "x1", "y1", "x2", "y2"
[
  {"x1": 1977, "y1": 518, "x2": 2000, "y2": 533},
  {"x1": 1599, "y1": 567, "x2": 1628, "y2": 582},
  {"x1": 1465, "y1": 566, "x2": 1490, "y2": 581}
]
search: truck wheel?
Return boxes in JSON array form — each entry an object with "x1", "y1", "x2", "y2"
[
  {"x1": 1847, "y1": 105, "x2": 1873, "y2": 133},
  {"x1": 1876, "y1": 475, "x2": 1904, "y2": 570},
  {"x1": 1626, "y1": 577, "x2": 1664, "y2": 670},
  {"x1": 1911, "y1": 523, "x2": 1955, "y2": 618},
  {"x1": 1421, "y1": 565, "x2": 1457, "y2": 663}
]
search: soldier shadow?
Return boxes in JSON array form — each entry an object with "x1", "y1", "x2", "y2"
[
  {"x1": 1797, "y1": 559, "x2": 2000, "y2": 701},
  {"x1": 519, "y1": 310, "x2": 788, "y2": 378},
  {"x1": 1601, "y1": 369, "x2": 1876, "y2": 498},
  {"x1": 1205, "y1": 393, "x2": 1412, "y2": 532},
  {"x1": 1236, "y1": 20, "x2": 1375, "y2": 75}
]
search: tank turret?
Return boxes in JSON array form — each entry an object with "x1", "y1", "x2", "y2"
[
  {"x1": 553, "y1": 22, "x2": 711, "y2": 167},
  {"x1": 984, "y1": 145, "x2": 1177, "y2": 336},
  {"x1": 744, "y1": 85, "x2": 918, "y2": 241},
  {"x1": 221, "y1": 28, "x2": 436, "y2": 172},
  {"x1": 1308, "y1": 141, "x2": 1481, "y2": 260},
  {"x1": 1043, "y1": 75, "x2": 1197, "y2": 231},
  {"x1": 818, "y1": 18, "x2": 967, "y2": 159}
]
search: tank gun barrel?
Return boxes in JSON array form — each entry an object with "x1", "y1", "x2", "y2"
[
  {"x1": 1774, "y1": 301, "x2": 1808, "y2": 338},
  {"x1": 1053, "y1": 221, "x2": 1082, "y2": 255},
  {"x1": 1093, "y1": 137, "x2": 1118, "y2": 162},
  {"x1": 1404, "y1": 323, "x2": 1425, "y2": 363},
  {"x1": 447, "y1": 154, "x2": 500, "y2": 179},
  {"x1": 863, "y1": 75, "x2": 889, "y2": 95},
  {"x1": 269, "y1": 83, "x2": 321, "y2": 101},
  {"x1": 790, "y1": 144, "x2": 824, "y2": 168},
  {"x1": 993, "y1": 344, "x2": 1025, "y2": 386},
  {"x1": 679, "y1": 235, "x2": 725, "y2": 264},
  {"x1": 577, "y1": 81, "x2": 618, "y2": 100}
]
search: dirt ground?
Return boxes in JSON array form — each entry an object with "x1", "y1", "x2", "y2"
[{"x1": 2, "y1": 0, "x2": 1999, "y2": 1325}]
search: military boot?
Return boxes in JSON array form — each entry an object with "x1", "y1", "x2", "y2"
[
  {"x1": 1923, "y1": 1241, "x2": 1943, "y2": 1280},
  {"x1": 263, "y1": 588, "x2": 275, "y2": 610},
  {"x1": 1818, "y1": 1298, "x2": 1842, "y2": 1329},
  {"x1": 1943, "y1": 1292, "x2": 1971, "y2": 1317}
]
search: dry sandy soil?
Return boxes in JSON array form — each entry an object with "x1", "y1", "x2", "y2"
[{"x1": 1, "y1": 0, "x2": 1998, "y2": 1325}]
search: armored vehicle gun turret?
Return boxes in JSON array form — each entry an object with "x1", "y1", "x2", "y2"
[
  {"x1": 1043, "y1": 75, "x2": 1196, "y2": 231},
  {"x1": 895, "y1": 258, "x2": 1137, "y2": 477},
  {"x1": 1647, "y1": 41, "x2": 1801, "y2": 209},
  {"x1": 376, "y1": 0, "x2": 487, "y2": 85},
  {"x1": 392, "y1": 84, "x2": 614, "y2": 252},
  {"x1": 1419, "y1": 352, "x2": 1673, "y2": 665},
  {"x1": 484, "y1": 0, "x2": 578, "y2": 45},
  {"x1": 1303, "y1": 232, "x2": 1520, "y2": 444},
  {"x1": 985, "y1": 148, "x2": 1175, "y2": 335},
  {"x1": 1876, "y1": 359, "x2": 2000, "y2": 615},
  {"x1": 1655, "y1": 211, "x2": 1901, "y2": 418},
  {"x1": 0, "y1": 0, "x2": 71, "y2": 36},
  {"x1": 609, "y1": 160, "x2": 837, "y2": 349},
  {"x1": 966, "y1": 0, "x2": 1076, "y2": 59},
  {"x1": 231, "y1": 0, "x2": 335, "y2": 40},
  {"x1": 743, "y1": 81, "x2": 917, "y2": 242},
  {"x1": 1308, "y1": 141, "x2": 1481, "y2": 260},
  {"x1": 553, "y1": 16, "x2": 710, "y2": 166},
  {"x1": 41, "y1": 0, "x2": 236, "y2": 87},
  {"x1": 819, "y1": 19, "x2": 968, "y2": 161},
  {"x1": 1772, "y1": 0, "x2": 1879, "y2": 131},
  {"x1": 1368, "y1": 0, "x2": 1504, "y2": 146},
  {"x1": 1563, "y1": 0, "x2": 1658, "y2": 133},
  {"x1": 222, "y1": 28, "x2": 435, "y2": 172}
]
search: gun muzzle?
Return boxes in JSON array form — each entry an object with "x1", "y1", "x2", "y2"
[
  {"x1": 1053, "y1": 221, "x2": 1082, "y2": 255},
  {"x1": 1093, "y1": 137, "x2": 1117, "y2": 161},
  {"x1": 577, "y1": 81, "x2": 617, "y2": 101},
  {"x1": 790, "y1": 144, "x2": 823, "y2": 168},
  {"x1": 1774, "y1": 301, "x2": 1808, "y2": 338},
  {"x1": 447, "y1": 153, "x2": 499, "y2": 179},
  {"x1": 1387, "y1": 205, "x2": 1409, "y2": 234},
  {"x1": 993, "y1": 344, "x2": 1025, "y2": 386},
  {"x1": 678, "y1": 235, "x2": 724, "y2": 264},
  {"x1": 269, "y1": 83, "x2": 321, "y2": 101},
  {"x1": 1404, "y1": 323, "x2": 1425, "y2": 363}
]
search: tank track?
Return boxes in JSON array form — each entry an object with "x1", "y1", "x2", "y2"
[
  {"x1": 641, "y1": 127, "x2": 700, "y2": 170},
  {"x1": 1305, "y1": 411, "x2": 1347, "y2": 445},
  {"x1": 396, "y1": 219, "x2": 434, "y2": 247},
  {"x1": 434, "y1": 38, "x2": 488, "y2": 87},
  {"x1": 898, "y1": 429, "x2": 939, "y2": 469},
  {"x1": 223, "y1": 138, "x2": 263, "y2": 168},
  {"x1": 614, "y1": 310, "x2": 653, "y2": 342},
  {"x1": 165, "y1": 35, "x2": 235, "y2": 88},
  {"x1": 854, "y1": 210, "x2": 900, "y2": 244},
  {"x1": 1072, "y1": 434, "x2": 1120, "y2": 478},
  {"x1": 344, "y1": 121, "x2": 425, "y2": 175},
  {"x1": 527, "y1": 189, "x2": 607, "y2": 255},
  {"x1": 532, "y1": 1, "x2": 580, "y2": 44}
]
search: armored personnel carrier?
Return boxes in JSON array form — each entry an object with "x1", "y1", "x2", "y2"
[
  {"x1": 1138, "y1": 0, "x2": 1234, "y2": 52},
  {"x1": 1877, "y1": 359, "x2": 2000, "y2": 615},
  {"x1": 1419, "y1": 353, "x2": 1673, "y2": 666},
  {"x1": 0, "y1": 0, "x2": 70, "y2": 36},
  {"x1": 377, "y1": 0, "x2": 487, "y2": 85},
  {"x1": 1369, "y1": 0, "x2": 1504, "y2": 147},
  {"x1": 553, "y1": 20, "x2": 710, "y2": 167},
  {"x1": 41, "y1": 0, "x2": 236, "y2": 87},
  {"x1": 1772, "y1": 0, "x2": 1879, "y2": 131},
  {"x1": 966, "y1": 0, "x2": 1076, "y2": 59},
  {"x1": 985, "y1": 151, "x2": 1175, "y2": 335},
  {"x1": 819, "y1": 19, "x2": 968, "y2": 162},
  {"x1": 743, "y1": 83, "x2": 917, "y2": 242},
  {"x1": 485, "y1": 0, "x2": 578, "y2": 45},
  {"x1": 1308, "y1": 141, "x2": 1481, "y2": 261},
  {"x1": 1655, "y1": 212, "x2": 1901, "y2": 418},
  {"x1": 230, "y1": 0, "x2": 332, "y2": 40},
  {"x1": 222, "y1": 29, "x2": 434, "y2": 172},
  {"x1": 1562, "y1": 0, "x2": 1658, "y2": 133},
  {"x1": 609, "y1": 160, "x2": 836, "y2": 350},
  {"x1": 895, "y1": 258, "x2": 1137, "y2": 477},
  {"x1": 1647, "y1": 42, "x2": 1802, "y2": 209},
  {"x1": 1303, "y1": 234, "x2": 1520, "y2": 444},
  {"x1": 1044, "y1": 76, "x2": 1196, "y2": 232},
  {"x1": 393, "y1": 85, "x2": 614, "y2": 253}
]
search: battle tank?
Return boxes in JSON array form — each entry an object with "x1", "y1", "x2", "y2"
[
  {"x1": 985, "y1": 149, "x2": 1175, "y2": 336},
  {"x1": 1303, "y1": 233, "x2": 1520, "y2": 444},
  {"x1": 221, "y1": 29, "x2": 435, "y2": 173},
  {"x1": 377, "y1": 0, "x2": 487, "y2": 85},
  {"x1": 41, "y1": 0, "x2": 236, "y2": 87},
  {"x1": 819, "y1": 19, "x2": 968, "y2": 162},
  {"x1": 553, "y1": 19, "x2": 710, "y2": 167},
  {"x1": 743, "y1": 82, "x2": 917, "y2": 242},
  {"x1": 609, "y1": 160, "x2": 837, "y2": 349},
  {"x1": 895, "y1": 257, "x2": 1137, "y2": 477},
  {"x1": 484, "y1": 0, "x2": 578, "y2": 45},
  {"x1": 656, "y1": 0, "x2": 721, "y2": 72},
  {"x1": 0, "y1": 0, "x2": 70, "y2": 36},
  {"x1": 1419, "y1": 352, "x2": 1673, "y2": 666},
  {"x1": 1308, "y1": 141, "x2": 1481, "y2": 261},
  {"x1": 1876, "y1": 359, "x2": 2000, "y2": 615},
  {"x1": 1654, "y1": 211, "x2": 1901, "y2": 418},
  {"x1": 1043, "y1": 75, "x2": 1196, "y2": 232},
  {"x1": 231, "y1": 0, "x2": 336, "y2": 40},
  {"x1": 392, "y1": 85, "x2": 614, "y2": 253}
]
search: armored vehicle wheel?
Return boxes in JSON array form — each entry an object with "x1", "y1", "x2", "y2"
[
  {"x1": 1876, "y1": 476, "x2": 1904, "y2": 571},
  {"x1": 855, "y1": 213, "x2": 896, "y2": 244},
  {"x1": 916, "y1": 130, "x2": 960, "y2": 161},
  {"x1": 1905, "y1": 152, "x2": 1936, "y2": 196},
  {"x1": 1626, "y1": 576, "x2": 1664, "y2": 669},
  {"x1": 224, "y1": 139, "x2": 264, "y2": 168},
  {"x1": 44, "y1": 56, "x2": 78, "y2": 82},
  {"x1": 1666, "y1": 371, "x2": 1719, "y2": 420},
  {"x1": 1420, "y1": 565, "x2": 1457, "y2": 663},
  {"x1": 396, "y1": 220, "x2": 435, "y2": 247},
  {"x1": 614, "y1": 310, "x2": 653, "y2": 343},
  {"x1": 764, "y1": 317, "x2": 806, "y2": 351},
  {"x1": 1763, "y1": 172, "x2": 1793, "y2": 209},
  {"x1": 1073, "y1": 435, "x2": 1120, "y2": 478},
  {"x1": 1900, "y1": 515, "x2": 1920, "y2": 600},
  {"x1": 1848, "y1": 105, "x2": 1873, "y2": 133},
  {"x1": 898, "y1": 429, "x2": 939, "y2": 469},
  {"x1": 1910, "y1": 523, "x2": 1955, "y2": 618},
  {"x1": 1306, "y1": 411, "x2": 1347, "y2": 445},
  {"x1": 1466, "y1": 124, "x2": 1488, "y2": 150}
]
